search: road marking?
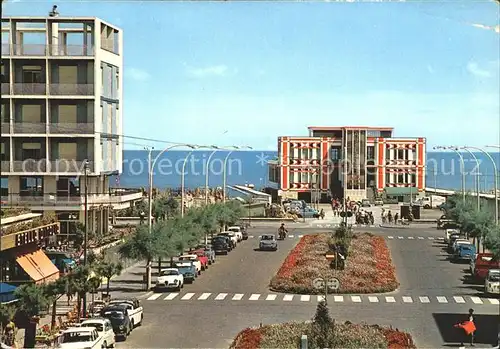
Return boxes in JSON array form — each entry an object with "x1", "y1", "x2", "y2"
[
  {"x1": 181, "y1": 293, "x2": 195, "y2": 300},
  {"x1": 215, "y1": 293, "x2": 228, "y2": 300},
  {"x1": 428, "y1": 237, "x2": 434, "y2": 240},
  {"x1": 141, "y1": 291, "x2": 154, "y2": 299},
  {"x1": 198, "y1": 293, "x2": 211, "y2": 300},
  {"x1": 488, "y1": 298, "x2": 499, "y2": 305},
  {"x1": 388, "y1": 236, "x2": 394, "y2": 239},
  {"x1": 351, "y1": 296, "x2": 362, "y2": 303},
  {"x1": 402, "y1": 296, "x2": 413, "y2": 303},
  {"x1": 419, "y1": 296, "x2": 430, "y2": 303},
  {"x1": 418, "y1": 237, "x2": 424, "y2": 240},
  {"x1": 470, "y1": 297, "x2": 483, "y2": 304},
  {"x1": 232, "y1": 293, "x2": 244, "y2": 301},
  {"x1": 266, "y1": 294, "x2": 277, "y2": 301},
  {"x1": 368, "y1": 296, "x2": 379, "y2": 303},
  {"x1": 283, "y1": 295, "x2": 294, "y2": 301},
  {"x1": 334, "y1": 296, "x2": 344, "y2": 302},
  {"x1": 398, "y1": 236, "x2": 404, "y2": 239},
  {"x1": 408, "y1": 237, "x2": 414, "y2": 240},
  {"x1": 317, "y1": 295, "x2": 326, "y2": 302},
  {"x1": 164, "y1": 293, "x2": 179, "y2": 300},
  {"x1": 298, "y1": 235, "x2": 304, "y2": 238},
  {"x1": 248, "y1": 235, "x2": 254, "y2": 238},
  {"x1": 147, "y1": 293, "x2": 162, "y2": 301},
  {"x1": 453, "y1": 296, "x2": 465, "y2": 303},
  {"x1": 288, "y1": 235, "x2": 294, "y2": 238},
  {"x1": 437, "y1": 296, "x2": 448, "y2": 303},
  {"x1": 385, "y1": 296, "x2": 396, "y2": 303},
  {"x1": 249, "y1": 294, "x2": 260, "y2": 300},
  {"x1": 300, "y1": 295, "x2": 310, "y2": 302}
]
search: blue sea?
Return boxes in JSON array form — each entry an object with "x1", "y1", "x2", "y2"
[{"x1": 114, "y1": 150, "x2": 500, "y2": 193}]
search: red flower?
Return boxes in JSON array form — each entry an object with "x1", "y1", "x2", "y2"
[{"x1": 232, "y1": 328, "x2": 262, "y2": 349}]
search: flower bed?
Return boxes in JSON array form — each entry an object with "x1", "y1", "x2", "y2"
[
  {"x1": 229, "y1": 322, "x2": 415, "y2": 349},
  {"x1": 269, "y1": 233, "x2": 399, "y2": 294}
]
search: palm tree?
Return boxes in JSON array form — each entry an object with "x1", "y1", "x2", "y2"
[
  {"x1": 14, "y1": 283, "x2": 51, "y2": 348},
  {"x1": 95, "y1": 260, "x2": 123, "y2": 296}
]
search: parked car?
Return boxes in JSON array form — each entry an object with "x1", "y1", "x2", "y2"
[
  {"x1": 57, "y1": 327, "x2": 105, "y2": 349},
  {"x1": 361, "y1": 199, "x2": 371, "y2": 207},
  {"x1": 190, "y1": 250, "x2": 209, "y2": 270},
  {"x1": 444, "y1": 228, "x2": 460, "y2": 244},
  {"x1": 447, "y1": 234, "x2": 465, "y2": 253},
  {"x1": 108, "y1": 298, "x2": 143, "y2": 328},
  {"x1": 471, "y1": 253, "x2": 500, "y2": 280},
  {"x1": 100, "y1": 305, "x2": 132, "y2": 340},
  {"x1": 174, "y1": 261, "x2": 197, "y2": 283},
  {"x1": 453, "y1": 243, "x2": 476, "y2": 262},
  {"x1": 218, "y1": 232, "x2": 237, "y2": 248},
  {"x1": 156, "y1": 268, "x2": 184, "y2": 291},
  {"x1": 259, "y1": 234, "x2": 277, "y2": 251},
  {"x1": 178, "y1": 255, "x2": 202, "y2": 274},
  {"x1": 212, "y1": 236, "x2": 230, "y2": 255},
  {"x1": 227, "y1": 226, "x2": 243, "y2": 242},
  {"x1": 451, "y1": 239, "x2": 471, "y2": 254},
  {"x1": 193, "y1": 247, "x2": 215, "y2": 265},
  {"x1": 298, "y1": 207, "x2": 320, "y2": 218},
  {"x1": 437, "y1": 215, "x2": 460, "y2": 230},
  {"x1": 485, "y1": 269, "x2": 500, "y2": 295},
  {"x1": 374, "y1": 199, "x2": 384, "y2": 206},
  {"x1": 80, "y1": 318, "x2": 116, "y2": 348}
]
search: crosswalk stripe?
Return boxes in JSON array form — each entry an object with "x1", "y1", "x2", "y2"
[
  {"x1": 398, "y1": 236, "x2": 404, "y2": 239},
  {"x1": 388, "y1": 236, "x2": 394, "y2": 239},
  {"x1": 164, "y1": 293, "x2": 179, "y2": 300},
  {"x1": 334, "y1": 295, "x2": 344, "y2": 302},
  {"x1": 437, "y1": 296, "x2": 448, "y2": 303},
  {"x1": 298, "y1": 235, "x2": 304, "y2": 238},
  {"x1": 249, "y1": 294, "x2": 260, "y2": 300},
  {"x1": 488, "y1": 298, "x2": 499, "y2": 305},
  {"x1": 419, "y1": 296, "x2": 430, "y2": 303},
  {"x1": 232, "y1": 293, "x2": 244, "y2": 301},
  {"x1": 215, "y1": 293, "x2": 228, "y2": 300},
  {"x1": 408, "y1": 237, "x2": 414, "y2": 240},
  {"x1": 300, "y1": 295, "x2": 310, "y2": 302},
  {"x1": 351, "y1": 296, "x2": 362, "y2": 303},
  {"x1": 317, "y1": 295, "x2": 326, "y2": 302},
  {"x1": 181, "y1": 293, "x2": 195, "y2": 300},
  {"x1": 403, "y1": 296, "x2": 413, "y2": 303},
  {"x1": 470, "y1": 296, "x2": 483, "y2": 304},
  {"x1": 248, "y1": 235, "x2": 254, "y2": 238},
  {"x1": 283, "y1": 295, "x2": 294, "y2": 301},
  {"x1": 147, "y1": 293, "x2": 162, "y2": 301},
  {"x1": 198, "y1": 293, "x2": 211, "y2": 300},
  {"x1": 385, "y1": 296, "x2": 396, "y2": 303},
  {"x1": 288, "y1": 235, "x2": 294, "y2": 238},
  {"x1": 453, "y1": 296, "x2": 465, "y2": 303},
  {"x1": 266, "y1": 294, "x2": 277, "y2": 301},
  {"x1": 428, "y1": 237, "x2": 434, "y2": 240},
  {"x1": 368, "y1": 296, "x2": 379, "y2": 303},
  {"x1": 418, "y1": 237, "x2": 424, "y2": 239}
]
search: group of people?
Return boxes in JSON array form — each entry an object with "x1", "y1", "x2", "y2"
[
  {"x1": 380, "y1": 208, "x2": 413, "y2": 225},
  {"x1": 329, "y1": 196, "x2": 358, "y2": 216},
  {"x1": 355, "y1": 210, "x2": 374, "y2": 225}
]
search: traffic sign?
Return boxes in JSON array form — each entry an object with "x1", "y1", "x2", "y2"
[
  {"x1": 327, "y1": 278, "x2": 340, "y2": 290},
  {"x1": 325, "y1": 254, "x2": 336, "y2": 261},
  {"x1": 312, "y1": 278, "x2": 325, "y2": 290}
]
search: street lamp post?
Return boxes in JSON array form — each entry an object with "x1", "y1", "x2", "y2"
[
  {"x1": 466, "y1": 146, "x2": 498, "y2": 224},
  {"x1": 205, "y1": 146, "x2": 221, "y2": 205},
  {"x1": 434, "y1": 146, "x2": 465, "y2": 202},
  {"x1": 82, "y1": 161, "x2": 89, "y2": 318},
  {"x1": 459, "y1": 147, "x2": 480, "y2": 210},
  {"x1": 181, "y1": 146, "x2": 207, "y2": 217},
  {"x1": 223, "y1": 146, "x2": 253, "y2": 203}
]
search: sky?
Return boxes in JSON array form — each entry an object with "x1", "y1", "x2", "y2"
[{"x1": 3, "y1": 0, "x2": 500, "y2": 151}]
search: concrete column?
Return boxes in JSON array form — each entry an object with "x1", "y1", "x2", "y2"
[{"x1": 51, "y1": 22, "x2": 59, "y2": 56}]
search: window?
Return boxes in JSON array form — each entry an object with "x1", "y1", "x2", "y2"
[
  {"x1": 411, "y1": 174, "x2": 416, "y2": 185},
  {"x1": 367, "y1": 146, "x2": 375, "y2": 161},
  {"x1": 397, "y1": 174, "x2": 404, "y2": 183},
  {"x1": 331, "y1": 148, "x2": 339, "y2": 161},
  {"x1": 22, "y1": 66, "x2": 42, "y2": 83},
  {"x1": 21, "y1": 142, "x2": 42, "y2": 160},
  {"x1": 20, "y1": 176, "x2": 43, "y2": 196},
  {"x1": 397, "y1": 149, "x2": 404, "y2": 160},
  {"x1": 367, "y1": 130, "x2": 381, "y2": 137}
]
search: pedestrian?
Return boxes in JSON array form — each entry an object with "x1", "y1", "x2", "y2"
[
  {"x1": 387, "y1": 210, "x2": 393, "y2": 224},
  {"x1": 320, "y1": 209, "x2": 325, "y2": 219},
  {"x1": 394, "y1": 213, "x2": 399, "y2": 225},
  {"x1": 455, "y1": 308, "x2": 476, "y2": 348}
]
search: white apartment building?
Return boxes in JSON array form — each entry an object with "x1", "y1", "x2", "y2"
[{"x1": 1, "y1": 16, "x2": 142, "y2": 237}]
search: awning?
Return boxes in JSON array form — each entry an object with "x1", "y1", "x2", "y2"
[
  {"x1": 384, "y1": 187, "x2": 416, "y2": 196},
  {"x1": 16, "y1": 247, "x2": 60, "y2": 284},
  {"x1": 0, "y1": 283, "x2": 17, "y2": 303}
]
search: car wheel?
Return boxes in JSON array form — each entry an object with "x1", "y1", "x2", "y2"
[
  {"x1": 102, "y1": 341, "x2": 107, "y2": 349},
  {"x1": 130, "y1": 320, "x2": 134, "y2": 330},
  {"x1": 424, "y1": 204, "x2": 430, "y2": 209},
  {"x1": 198, "y1": 270, "x2": 201, "y2": 275},
  {"x1": 181, "y1": 282, "x2": 184, "y2": 288}
]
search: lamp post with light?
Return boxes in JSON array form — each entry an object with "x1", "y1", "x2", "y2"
[
  {"x1": 434, "y1": 146, "x2": 465, "y2": 202},
  {"x1": 205, "y1": 146, "x2": 222, "y2": 205},
  {"x1": 459, "y1": 147, "x2": 480, "y2": 210},
  {"x1": 222, "y1": 146, "x2": 253, "y2": 203}
]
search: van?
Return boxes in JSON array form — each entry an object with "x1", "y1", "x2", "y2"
[{"x1": 419, "y1": 196, "x2": 445, "y2": 209}]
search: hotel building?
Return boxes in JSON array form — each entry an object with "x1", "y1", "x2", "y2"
[
  {"x1": 1, "y1": 16, "x2": 142, "y2": 236},
  {"x1": 268, "y1": 126, "x2": 426, "y2": 202}
]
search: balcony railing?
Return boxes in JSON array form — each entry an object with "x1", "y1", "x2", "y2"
[
  {"x1": 13, "y1": 83, "x2": 47, "y2": 95},
  {"x1": 13, "y1": 160, "x2": 48, "y2": 172},
  {"x1": 49, "y1": 122, "x2": 94, "y2": 134},
  {"x1": 13, "y1": 123, "x2": 46, "y2": 134},
  {"x1": 1, "y1": 123, "x2": 10, "y2": 134},
  {"x1": 1, "y1": 83, "x2": 10, "y2": 95},
  {"x1": 0, "y1": 192, "x2": 138, "y2": 208},
  {"x1": 7, "y1": 44, "x2": 94, "y2": 57},
  {"x1": 12, "y1": 44, "x2": 47, "y2": 56},
  {"x1": 49, "y1": 44, "x2": 94, "y2": 57},
  {"x1": 1, "y1": 161, "x2": 11, "y2": 172},
  {"x1": 1, "y1": 43, "x2": 10, "y2": 55},
  {"x1": 48, "y1": 160, "x2": 94, "y2": 173},
  {"x1": 49, "y1": 84, "x2": 94, "y2": 96}
]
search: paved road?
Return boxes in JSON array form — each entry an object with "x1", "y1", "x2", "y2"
[{"x1": 108, "y1": 223, "x2": 500, "y2": 349}]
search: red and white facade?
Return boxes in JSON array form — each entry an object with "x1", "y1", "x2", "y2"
[{"x1": 269, "y1": 126, "x2": 426, "y2": 201}]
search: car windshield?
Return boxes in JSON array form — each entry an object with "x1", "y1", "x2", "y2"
[
  {"x1": 82, "y1": 323, "x2": 103, "y2": 332},
  {"x1": 160, "y1": 270, "x2": 178, "y2": 276},
  {"x1": 102, "y1": 309, "x2": 125, "y2": 318},
  {"x1": 61, "y1": 332, "x2": 92, "y2": 343},
  {"x1": 261, "y1": 235, "x2": 274, "y2": 241},
  {"x1": 488, "y1": 273, "x2": 500, "y2": 282}
]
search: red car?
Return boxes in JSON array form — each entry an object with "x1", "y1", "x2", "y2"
[{"x1": 192, "y1": 250, "x2": 209, "y2": 270}]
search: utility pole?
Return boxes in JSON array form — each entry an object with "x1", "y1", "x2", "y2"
[{"x1": 82, "y1": 161, "x2": 89, "y2": 318}]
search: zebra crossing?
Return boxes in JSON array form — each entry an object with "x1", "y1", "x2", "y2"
[
  {"x1": 387, "y1": 236, "x2": 443, "y2": 241},
  {"x1": 314, "y1": 223, "x2": 378, "y2": 228},
  {"x1": 247, "y1": 234, "x2": 304, "y2": 239},
  {"x1": 143, "y1": 292, "x2": 500, "y2": 306}
]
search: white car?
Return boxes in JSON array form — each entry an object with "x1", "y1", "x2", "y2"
[
  {"x1": 80, "y1": 318, "x2": 115, "y2": 348},
  {"x1": 219, "y1": 232, "x2": 238, "y2": 246},
  {"x1": 156, "y1": 268, "x2": 184, "y2": 291},
  {"x1": 485, "y1": 269, "x2": 500, "y2": 295},
  {"x1": 108, "y1": 299, "x2": 143, "y2": 328},
  {"x1": 227, "y1": 226, "x2": 243, "y2": 242},
  {"x1": 178, "y1": 255, "x2": 202, "y2": 274},
  {"x1": 57, "y1": 327, "x2": 105, "y2": 349},
  {"x1": 444, "y1": 229, "x2": 459, "y2": 243},
  {"x1": 452, "y1": 239, "x2": 470, "y2": 253}
]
